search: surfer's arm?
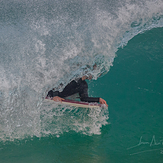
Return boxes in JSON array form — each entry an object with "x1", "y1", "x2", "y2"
[
  {"x1": 80, "y1": 96, "x2": 100, "y2": 102},
  {"x1": 47, "y1": 90, "x2": 59, "y2": 97},
  {"x1": 99, "y1": 98, "x2": 108, "y2": 107},
  {"x1": 79, "y1": 81, "x2": 108, "y2": 106},
  {"x1": 80, "y1": 94, "x2": 108, "y2": 106},
  {"x1": 52, "y1": 96, "x2": 65, "y2": 102},
  {"x1": 47, "y1": 90, "x2": 65, "y2": 102},
  {"x1": 79, "y1": 83, "x2": 100, "y2": 103}
]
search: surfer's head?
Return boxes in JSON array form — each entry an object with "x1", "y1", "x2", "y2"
[
  {"x1": 82, "y1": 74, "x2": 93, "y2": 81},
  {"x1": 81, "y1": 63, "x2": 100, "y2": 81},
  {"x1": 87, "y1": 74, "x2": 93, "y2": 80}
]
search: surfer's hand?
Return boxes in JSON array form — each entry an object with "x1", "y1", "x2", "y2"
[
  {"x1": 53, "y1": 96, "x2": 65, "y2": 102},
  {"x1": 99, "y1": 98, "x2": 108, "y2": 107}
]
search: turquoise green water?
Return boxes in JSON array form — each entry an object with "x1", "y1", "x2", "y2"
[{"x1": 1, "y1": 27, "x2": 163, "y2": 163}]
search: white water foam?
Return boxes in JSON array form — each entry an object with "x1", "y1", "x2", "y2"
[{"x1": 41, "y1": 101, "x2": 109, "y2": 137}]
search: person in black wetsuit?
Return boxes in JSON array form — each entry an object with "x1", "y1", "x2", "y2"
[{"x1": 47, "y1": 75, "x2": 108, "y2": 106}]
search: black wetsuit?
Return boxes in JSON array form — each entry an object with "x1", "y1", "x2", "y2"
[{"x1": 47, "y1": 78, "x2": 100, "y2": 103}]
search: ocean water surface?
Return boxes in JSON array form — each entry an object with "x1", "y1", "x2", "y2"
[{"x1": 0, "y1": 0, "x2": 163, "y2": 162}]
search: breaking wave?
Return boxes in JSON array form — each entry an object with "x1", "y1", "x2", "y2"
[{"x1": 0, "y1": 0, "x2": 163, "y2": 141}]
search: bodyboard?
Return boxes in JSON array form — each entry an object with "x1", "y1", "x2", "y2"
[{"x1": 45, "y1": 97, "x2": 104, "y2": 108}]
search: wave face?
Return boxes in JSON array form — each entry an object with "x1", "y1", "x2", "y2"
[{"x1": 0, "y1": 0, "x2": 163, "y2": 141}]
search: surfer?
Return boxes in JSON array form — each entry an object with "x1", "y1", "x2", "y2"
[{"x1": 47, "y1": 75, "x2": 108, "y2": 107}]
